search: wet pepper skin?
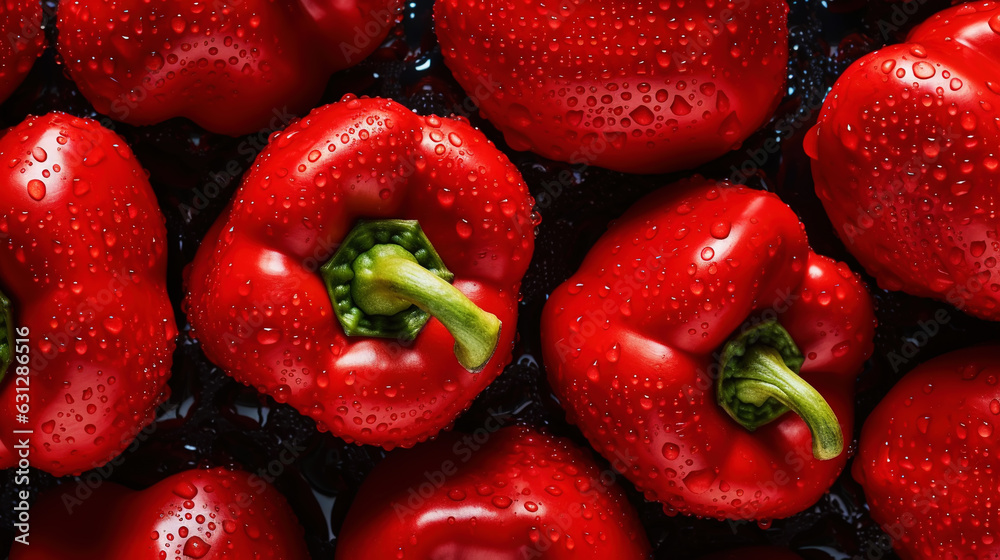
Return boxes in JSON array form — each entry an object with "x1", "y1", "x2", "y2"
[
  {"x1": 0, "y1": 113, "x2": 176, "y2": 477},
  {"x1": 10, "y1": 467, "x2": 309, "y2": 560},
  {"x1": 542, "y1": 177, "x2": 876, "y2": 520},
  {"x1": 56, "y1": 0, "x2": 403, "y2": 135},
  {"x1": 807, "y1": 2, "x2": 1000, "y2": 320},
  {"x1": 854, "y1": 346, "x2": 1000, "y2": 560},
  {"x1": 336, "y1": 426, "x2": 652, "y2": 559},
  {"x1": 434, "y1": 0, "x2": 789, "y2": 174},
  {"x1": 186, "y1": 96, "x2": 535, "y2": 449},
  {"x1": 0, "y1": 0, "x2": 44, "y2": 104}
]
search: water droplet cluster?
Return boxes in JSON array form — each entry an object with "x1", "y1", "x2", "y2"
[
  {"x1": 542, "y1": 177, "x2": 876, "y2": 520},
  {"x1": 0, "y1": 112, "x2": 176, "y2": 477},
  {"x1": 435, "y1": 0, "x2": 790, "y2": 173},
  {"x1": 809, "y1": 1, "x2": 1000, "y2": 320},
  {"x1": 55, "y1": 0, "x2": 403, "y2": 134},
  {"x1": 15, "y1": 467, "x2": 309, "y2": 559},
  {"x1": 336, "y1": 427, "x2": 651, "y2": 557},
  {"x1": 185, "y1": 96, "x2": 536, "y2": 449},
  {"x1": 855, "y1": 346, "x2": 1000, "y2": 560},
  {"x1": 0, "y1": 0, "x2": 45, "y2": 104}
]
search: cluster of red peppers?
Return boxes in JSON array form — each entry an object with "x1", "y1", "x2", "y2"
[{"x1": 0, "y1": 0, "x2": 997, "y2": 558}]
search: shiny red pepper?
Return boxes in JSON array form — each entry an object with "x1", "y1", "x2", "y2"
[
  {"x1": 541, "y1": 177, "x2": 876, "y2": 520},
  {"x1": 0, "y1": 113, "x2": 176, "y2": 476},
  {"x1": 10, "y1": 467, "x2": 309, "y2": 559},
  {"x1": 434, "y1": 0, "x2": 789, "y2": 174},
  {"x1": 56, "y1": 0, "x2": 403, "y2": 135},
  {"x1": 854, "y1": 345, "x2": 1000, "y2": 560},
  {"x1": 336, "y1": 426, "x2": 651, "y2": 559},
  {"x1": 185, "y1": 96, "x2": 536, "y2": 449},
  {"x1": 0, "y1": 0, "x2": 44, "y2": 104},
  {"x1": 807, "y1": 2, "x2": 1000, "y2": 320}
]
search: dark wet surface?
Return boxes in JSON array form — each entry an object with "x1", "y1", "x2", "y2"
[{"x1": 3, "y1": 0, "x2": 996, "y2": 558}]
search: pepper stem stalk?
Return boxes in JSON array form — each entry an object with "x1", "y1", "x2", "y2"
[
  {"x1": 351, "y1": 244, "x2": 500, "y2": 372},
  {"x1": 321, "y1": 220, "x2": 501, "y2": 373},
  {"x1": 717, "y1": 321, "x2": 844, "y2": 461}
]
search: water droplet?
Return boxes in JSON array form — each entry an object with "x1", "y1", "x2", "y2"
[
  {"x1": 629, "y1": 106, "x2": 655, "y2": 126},
  {"x1": 709, "y1": 221, "x2": 731, "y2": 239},
  {"x1": 173, "y1": 481, "x2": 198, "y2": 500},
  {"x1": 182, "y1": 536, "x2": 210, "y2": 559},
  {"x1": 491, "y1": 496, "x2": 512, "y2": 509},
  {"x1": 661, "y1": 442, "x2": 680, "y2": 460},
  {"x1": 990, "y1": 13, "x2": 1000, "y2": 34},
  {"x1": 670, "y1": 96, "x2": 692, "y2": 116},
  {"x1": 27, "y1": 179, "x2": 45, "y2": 201},
  {"x1": 683, "y1": 469, "x2": 716, "y2": 494},
  {"x1": 256, "y1": 329, "x2": 280, "y2": 345},
  {"x1": 912, "y1": 61, "x2": 935, "y2": 79}
]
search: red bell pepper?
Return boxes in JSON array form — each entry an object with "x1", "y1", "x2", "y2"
[
  {"x1": 541, "y1": 177, "x2": 877, "y2": 520},
  {"x1": 854, "y1": 345, "x2": 1000, "y2": 560},
  {"x1": 185, "y1": 96, "x2": 536, "y2": 449},
  {"x1": 0, "y1": 112, "x2": 176, "y2": 477},
  {"x1": 336, "y1": 426, "x2": 652, "y2": 559},
  {"x1": 56, "y1": 0, "x2": 403, "y2": 135},
  {"x1": 434, "y1": 0, "x2": 789, "y2": 174},
  {"x1": 0, "y1": 0, "x2": 44, "y2": 104},
  {"x1": 807, "y1": 2, "x2": 1000, "y2": 320},
  {"x1": 10, "y1": 467, "x2": 309, "y2": 559}
]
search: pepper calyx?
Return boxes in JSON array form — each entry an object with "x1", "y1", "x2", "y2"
[
  {"x1": 321, "y1": 219, "x2": 500, "y2": 372},
  {"x1": 717, "y1": 320, "x2": 844, "y2": 461}
]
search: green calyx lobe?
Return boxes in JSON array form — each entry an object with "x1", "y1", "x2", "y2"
[
  {"x1": 0, "y1": 287, "x2": 12, "y2": 383},
  {"x1": 717, "y1": 321, "x2": 844, "y2": 461},
  {"x1": 321, "y1": 220, "x2": 501, "y2": 373}
]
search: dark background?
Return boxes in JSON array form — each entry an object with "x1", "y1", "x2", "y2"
[{"x1": 1, "y1": 0, "x2": 995, "y2": 558}]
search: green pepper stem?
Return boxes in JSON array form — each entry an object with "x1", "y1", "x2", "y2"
[
  {"x1": 722, "y1": 345, "x2": 843, "y2": 460},
  {"x1": 717, "y1": 321, "x2": 844, "y2": 461},
  {"x1": 351, "y1": 244, "x2": 500, "y2": 373}
]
